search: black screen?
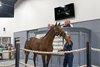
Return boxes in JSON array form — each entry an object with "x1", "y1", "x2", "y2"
[
  {"x1": 0, "y1": 4, "x2": 14, "y2": 17},
  {"x1": 0, "y1": 0, "x2": 17, "y2": 17},
  {"x1": 54, "y1": 3, "x2": 75, "y2": 21}
]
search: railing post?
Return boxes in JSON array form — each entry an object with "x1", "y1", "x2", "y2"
[
  {"x1": 86, "y1": 42, "x2": 91, "y2": 67},
  {"x1": 15, "y1": 37, "x2": 20, "y2": 67}
]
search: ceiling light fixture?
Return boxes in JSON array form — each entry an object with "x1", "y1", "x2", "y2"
[{"x1": 0, "y1": 1, "x2": 2, "y2": 6}]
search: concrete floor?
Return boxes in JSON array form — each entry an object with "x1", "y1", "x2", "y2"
[{"x1": 0, "y1": 59, "x2": 39, "y2": 67}]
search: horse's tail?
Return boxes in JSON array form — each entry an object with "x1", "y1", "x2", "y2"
[
  {"x1": 24, "y1": 39, "x2": 31, "y2": 55},
  {"x1": 24, "y1": 39, "x2": 30, "y2": 49}
]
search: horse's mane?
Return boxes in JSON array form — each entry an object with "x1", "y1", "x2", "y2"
[{"x1": 41, "y1": 27, "x2": 54, "y2": 39}]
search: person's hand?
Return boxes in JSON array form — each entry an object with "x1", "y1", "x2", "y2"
[
  {"x1": 58, "y1": 49, "x2": 61, "y2": 52},
  {"x1": 58, "y1": 49, "x2": 63, "y2": 52}
]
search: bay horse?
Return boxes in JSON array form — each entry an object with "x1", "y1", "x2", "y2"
[{"x1": 24, "y1": 23, "x2": 66, "y2": 67}]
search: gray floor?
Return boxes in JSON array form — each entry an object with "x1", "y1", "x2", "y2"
[
  {"x1": 1, "y1": 59, "x2": 98, "y2": 67},
  {"x1": 0, "y1": 59, "x2": 82, "y2": 67},
  {"x1": 0, "y1": 59, "x2": 98, "y2": 67},
  {"x1": 0, "y1": 59, "x2": 38, "y2": 67}
]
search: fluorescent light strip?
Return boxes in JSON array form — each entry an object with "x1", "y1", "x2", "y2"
[{"x1": 0, "y1": 1, "x2": 2, "y2": 6}]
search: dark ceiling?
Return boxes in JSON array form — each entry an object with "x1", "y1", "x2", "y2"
[{"x1": 0, "y1": 0, "x2": 17, "y2": 17}]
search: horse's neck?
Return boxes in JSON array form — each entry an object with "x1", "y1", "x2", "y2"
[{"x1": 43, "y1": 29, "x2": 55, "y2": 44}]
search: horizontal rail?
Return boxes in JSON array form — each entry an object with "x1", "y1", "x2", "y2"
[{"x1": 20, "y1": 48, "x2": 86, "y2": 55}]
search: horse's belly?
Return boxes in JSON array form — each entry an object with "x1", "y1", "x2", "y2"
[{"x1": 39, "y1": 45, "x2": 53, "y2": 51}]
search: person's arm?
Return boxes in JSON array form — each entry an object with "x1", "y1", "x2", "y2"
[{"x1": 68, "y1": 41, "x2": 73, "y2": 51}]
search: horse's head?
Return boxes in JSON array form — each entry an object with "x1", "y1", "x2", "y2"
[{"x1": 53, "y1": 22, "x2": 66, "y2": 38}]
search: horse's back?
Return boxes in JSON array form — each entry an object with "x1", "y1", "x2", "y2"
[{"x1": 24, "y1": 37, "x2": 41, "y2": 50}]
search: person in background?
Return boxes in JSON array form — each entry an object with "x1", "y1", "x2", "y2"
[
  {"x1": 63, "y1": 20, "x2": 73, "y2": 27},
  {"x1": 0, "y1": 45, "x2": 4, "y2": 60},
  {"x1": 58, "y1": 34, "x2": 74, "y2": 67}
]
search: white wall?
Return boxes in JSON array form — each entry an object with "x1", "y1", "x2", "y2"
[
  {"x1": 0, "y1": 18, "x2": 15, "y2": 44},
  {"x1": 0, "y1": 0, "x2": 100, "y2": 43},
  {"x1": 14, "y1": 0, "x2": 100, "y2": 31}
]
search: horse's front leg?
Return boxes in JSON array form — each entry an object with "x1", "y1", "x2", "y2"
[
  {"x1": 46, "y1": 55, "x2": 51, "y2": 67},
  {"x1": 42, "y1": 55, "x2": 46, "y2": 67}
]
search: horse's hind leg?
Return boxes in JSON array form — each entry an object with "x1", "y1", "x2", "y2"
[
  {"x1": 25, "y1": 51, "x2": 30, "y2": 67},
  {"x1": 42, "y1": 55, "x2": 46, "y2": 67},
  {"x1": 33, "y1": 53, "x2": 37, "y2": 67}
]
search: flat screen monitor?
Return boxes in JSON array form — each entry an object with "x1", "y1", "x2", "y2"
[
  {"x1": 54, "y1": 3, "x2": 75, "y2": 21},
  {"x1": 0, "y1": 1, "x2": 14, "y2": 17}
]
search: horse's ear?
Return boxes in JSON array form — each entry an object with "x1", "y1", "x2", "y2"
[
  {"x1": 55, "y1": 22, "x2": 57, "y2": 26},
  {"x1": 58, "y1": 23, "x2": 61, "y2": 27},
  {"x1": 58, "y1": 23, "x2": 60, "y2": 26}
]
